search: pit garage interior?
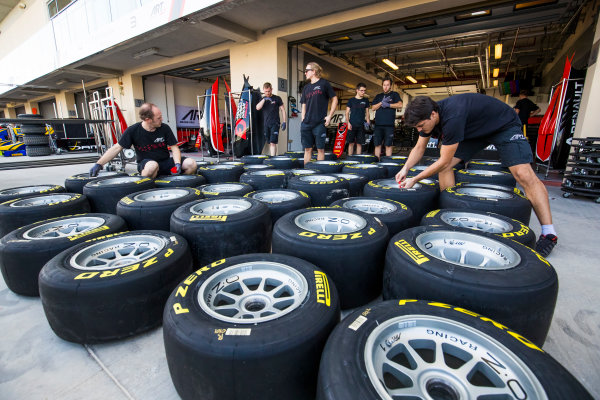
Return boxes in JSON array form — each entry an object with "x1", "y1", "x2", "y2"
[{"x1": 0, "y1": 0, "x2": 599, "y2": 399}]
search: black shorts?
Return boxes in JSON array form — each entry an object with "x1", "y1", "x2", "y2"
[
  {"x1": 373, "y1": 126, "x2": 394, "y2": 147},
  {"x1": 347, "y1": 125, "x2": 365, "y2": 145},
  {"x1": 264, "y1": 123, "x2": 280, "y2": 144},
  {"x1": 301, "y1": 121, "x2": 327, "y2": 149},
  {"x1": 454, "y1": 125, "x2": 533, "y2": 167},
  {"x1": 138, "y1": 156, "x2": 188, "y2": 175}
]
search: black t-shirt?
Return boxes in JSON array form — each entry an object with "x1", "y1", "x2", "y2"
[
  {"x1": 346, "y1": 97, "x2": 370, "y2": 125},
  {"x1": 300, "y1": 78, "x2": 336, "y2": 124},
  {"x1": 373, "y1": 91, "x2": 401, "y2": 126},
  {"x1": 515, "y1": 97, "x2": 539, "y2": 125},
  {"x1": 261, "y1": 95, "x2": 283, "y2": 127},
  {"x1": 118, "y1": 122, "x2": 177, "y2": 162},
  {"x1": 419, "y1": 93, "x2": 522, "y2": 145}
]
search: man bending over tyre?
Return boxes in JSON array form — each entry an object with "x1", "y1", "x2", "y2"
[
  {"x1": 89, "y1": 103, "x2": 197, "y2": 178},
  {"x1": 395, "y1": 94, "x2": 558, "y2": 257}
]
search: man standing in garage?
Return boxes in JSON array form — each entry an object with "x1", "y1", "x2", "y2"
[
  {"x1": 89, "y1": 103, "x2": 197, "y2": 178},
  {"x1": 395, "y1": 94, "x2": 557, "y2": 257},
  {"x1": 300, "y1": 62, "x2": 338, "y2": 165},
  {"x1": 256, "y1": 82, "x2": 287, "y2": 157},
  {"x1": 514, "y1": 89, "x2": 540, "y2": 136},
  {"x1": 345, "y1": 82, "x2": 371, "y2": 156},
  {"x1": 371, "y1": 77, "x2": 403, "y2": 160}
]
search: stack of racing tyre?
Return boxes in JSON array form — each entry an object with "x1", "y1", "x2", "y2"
[
  {"x1": 0, "y1": 156, "x2": 593, "y2": 400},
  {"x1": 18, "y1": 114, "x2": 51, "y2": 157}
]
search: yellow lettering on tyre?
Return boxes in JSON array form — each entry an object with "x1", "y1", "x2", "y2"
[
  {"x1": 314, "y1": 271, "x2": 331, "y2": 306},
  {"x1": 173, "y1": 303, "x2": 189, "y2": 314}
]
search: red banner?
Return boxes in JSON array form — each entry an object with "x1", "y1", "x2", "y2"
[{"x1": 333, "y1": 123, "x2": 347, "y2": 158}]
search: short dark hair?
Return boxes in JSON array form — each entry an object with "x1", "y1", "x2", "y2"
[
  {"x1": 519, "y1": 89, "x2": 528, "y2": 96},
  {"x1": 139, "y1": 103, "x2": 156, "y2": 120},
  {"x1": 263, "y1": 82, "x2": 272, "y2": 89},
  {"x1": 404, "y1": 96, "x2": 439, "y2": 126},
  {"x1": 356, "y1": 82, "x2": 366, "y2": 90},
  {"x1": 382, "y1": 77, "x2": 393, "y2": 86}
]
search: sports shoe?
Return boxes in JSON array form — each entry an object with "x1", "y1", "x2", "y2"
[{"x1": 535, "y1": 234, "x2": 557, "y2": 257}]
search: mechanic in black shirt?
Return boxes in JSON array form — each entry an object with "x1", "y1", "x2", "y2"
[
  {"x1": 514, "y1": 90, "x2": 540, "y2": 134},
  {"x1": 300, "y1": 62, "x2": 338, "y2": 164},
  {"x1": 89, "y1": 103, "x2": 197, "y2": 178},
  {"x1": 371, "y1": 77, "x2": 403, "y2": 159},
  {"x1": 256, "y1": 82, "x2": 286, "y2": 156},
  {"x1": 345, "y1": 82, "x2": 371, "y2": 156},
  {"x1": 395, "y1": 94, "x2": 557, "y2": 257}
]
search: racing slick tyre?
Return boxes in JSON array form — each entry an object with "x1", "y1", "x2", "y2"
[
  {"x1": 244, "y1": 189, "x2": 311, "y2": 224},
  {"x1": 26, "y1": 145, "x2": 52, "y2": 157},
  {"x1": 23, "y1": 135, "x2": 49, "y2": 146},
  {"x1": 285, "y1": 168, "x2": 317, "y2": 178},
  {"x1": 342, "y1": 163, "x2": 386, "y2": 181},
  {"x1": 39, "y1": 230, "x2": 193, "y2": 343},
  {"x1": 64, "y1": 171, "x2": 127, "y2": 194},
  {"x1": 272, "y1": 208, "x2": 389, "y2": 309},
  {"x1": 317, "y1": 300, "x2": 593, "y2": 400},
  {"x1": 163, "y1": 253, "x2": 340, "y2": 400},
  {"x1": 330, "y1": 197, "x2": 413, "y2": 237},
  {"x1": 196, "y1": 160, "x2": 214, "y2": 168},
  {"x1": 312, "y1": 152, "x2": 337, "y2": 161},
  {"x1": 197, "y1": 164, "x2": 244, "y2": 183},
  {"x1": 240, "y1": 169, "x2": 288, "y2": 190},
  {"x1": 116, "y1": 187, "x2": 203, "y2": 231},
  {"x1": 0, "y1": 193, "x2": 90, "y2": 237},
  {"x1": 284, "y1": 151, "x2": 304, "y2": 159},
  {"x1": 0, "y1": 213, "x2": 127, "y2": 296},
  {"x1": 154, "y1": 175, "x2": 206, "y2": 188},
  {"x1": 363, "y1": 178, "x2": 439, "y2": 225},
  {"x1": 244, "y1": 164, "x2": 273, "y2": 172},
  {"x1": 198, "y1": 183, "x2": 254, "y2": 198},
  {"x1": 332, "y1": 173, "x2": 368, "y2": 197},
  {"x1": 240, "y1": 154, "x2": 270, "y2": 164},
  {"x1": 305, "y1": 161, "x2": 344, "y2": 174},
  {"x1": 83, "y1": 176, "x2": 155, "y2": 214},
  {"x1": 0, "y1": 184, "x2": 65, "y2": 203},
  {"x1": 268, "y1": 156, "x2": 299, "y2": 170},
  {"x1": 377, "y1": 162, "x2": 403, "y2": 178},
  {"x1": 346, "y1": 154, "x2": 378, "y2": 164},
  {"x1": 439, "y1": 182, "x2": 532, "y2": 225},
  {"x1": 407, "y1": 165, "x2": 438, "y2": 180},
  {"x1": 421, "y1": 208, "x2": 536, "y2": 248},
  {"x1": 456, "y1": 169, "x2": 516, "y2": 187},
  {"x1": 382, "y1": 225, "x2": 558, "y2": 346},
  {"x1": 380, "y1": 155, "x2": 407, "y2": 165},
  {"x1": 467, "y1": 159, "x2": 507, "y2": 171},
  {"x1": 170, "y1": 197, "x2": 272, "y2": 266},
  {"x1": 287, "y1": 175, "x2": 350, "y2": 207}
]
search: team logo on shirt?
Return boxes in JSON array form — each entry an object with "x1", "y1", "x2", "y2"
[
  {"x1": 313, "y1": 86, "x2": 321, "y2": 90},
  {"x1": 154, "y1": 137, "x2": 165, "y2": 143}
]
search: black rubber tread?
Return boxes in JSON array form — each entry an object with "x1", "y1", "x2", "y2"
[
  {"x1": 245, "y1": 189, "x2": 312, "y2": 223},
  {"x1": 64, "y1": 172, "x2": 127, "y2": 194},
  {"x1": 439, "y1": 182, "x2": 532, "y2": 225},
  {"x1": 163, "y1": 253, "x2": 340, "y2": 400},
  {"x1": 0, "y1": 213, "x2": 127, "y2": 296},
  {"x1": 240, "y1": 154, "x2": 270, "y2": 164},
  {"x1": 467, "y1": 159, "x2": 508, "y2": 171},
  {"x1": 272, "y1": 207, "x2": 389, "y2": 308},
  {"x1": 116, "y1": 187, "x2": 203, "y2": 231},
  {"x1": 170, "y1": 196, "x2": 272, "y2": 266},
  {"x1": 239, "y1": 170, "x2": 288, "y2": 190},
  {"x1": 342, "y1": 163, "x2": 387, "y2": 181},
  {"x1": 153, "y1": 175, "x2": 206, "y2": 188},
  {"x1": 317, "y1": 300, "x2": 593, "y2": 400},
  {"x1": 380, "y1": 155, "x2": 407, "y2": 165},
  {"x1": 407, "y1": 165, "x2": 438, "y2": 180},
  {"x1": 83, "y1": 176, "x2": 155, "y2": 214},
  {"x1": 284, "y1": 151, "x2": 305, "y2": 159},
  {"x1": 287, "y1": 175, "x2": 350, "y2": 206},
  {"x1": 455, "y1": 168, "x2": 517, "y2": 187},
  {"x1": 244, "y1": 163, "x2": 274, "y2": 171},
  {"x1": 39, "y1": 230, "x2": 193, "y2": 343},
  {"x1": 331, "y1": 173, "x2": 368, "y2": 197},
  {"x1": 23, "y1": 135, "x2": 49, "y2": 145},
  {"x1": 313, "y1": 152, "x2": 337, "y2": 161},
  {"x1": 363, "y1": 178, "x2": 439, "y2": 224},
  {"x1": 26, "y1": 145, "x2": 52, "y2": 157},
  {"x1": 330, "y1": 197, "x2": 413, "y2": 236},
  {"x1": 304, "y1": 161, "x2": 344, "y2": 173},
  {"x1": 0, "y1": 193, "x2": 90, "y2": 237},
  {"x1": 0, "y1": 184, "x2": 65, "y2": 203},
  {"x1": 198, "y1": 183, "x2": 254, "y2": 198},
  {"x1": 383, "y1": 225, "x2": 559, "y2": 346},
  {"x1": 268, "y1": 157, "x2": 299, "y2": 169},
  {"x1": 421, "y1": 208, "x2": 536, "y2": 248},
  {"x1": 197, "y1": 164, "x2": 244, "y2": 183},
  {"x1": 376, "y1": 162, "x2": 403, "y2": 178},
  {"x1": 345, "y1": 154, "x2": 378, "y2": 164}
]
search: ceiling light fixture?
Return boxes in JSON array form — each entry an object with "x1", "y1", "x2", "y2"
[
  {"x1": 406, "y1": 75, "x2": 418, "y2": 84},
  {"x1": 493, "y1": 68, "x2": 499, "y2": 78},
  {"x1": 495, "y1": 43, "x2": 502, "y2": 59},
  {"x1": 493, "y1": 80, "x2": 499, "y2": 87},
  {"x1": 382, "y1": 58, "x2": 399, "y2": 70},
  {"x1": 133, "y1": 47, "x2": 159, "y2": 59}
]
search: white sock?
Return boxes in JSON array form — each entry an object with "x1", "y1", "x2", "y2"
[{"x1": 541, "y1": 225, "x2": 556, "y2": 236}]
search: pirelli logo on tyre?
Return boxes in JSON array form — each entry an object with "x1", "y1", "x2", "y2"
[
  {"x1": 190, "y1": 215, "x2": 227, "y2": 221},
  {"x1": 425, "y1": 210, "x2": 440, "y2": 218},
  {"x1": 394, "y1": 239, "x2": 429, "y2": 265},
  {"x1": 500, "y1": 224, "x2": 529, "y2": 238},
  {"x1": 121, "y1": 196, "x2": 134, "y2": 205},
  {"x1": 68, "y1": 225, "x2": 110, "y2": 241},
  {"x1": 135, "y1": 178, "x2": 152, "y2": 184},
  {"x1": 314, "y1": 271, "x2": 331, "y2": 306}
]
